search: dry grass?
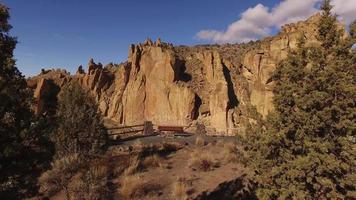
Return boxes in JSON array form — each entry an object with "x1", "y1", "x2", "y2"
[
  {"x1": 70, "y1": 165, "x2": 109, "y2": 200},
  {"x1": 120, "y1": 174, "x2": 162, "y2": 199},
  {"x1": 142, "y1": 154, "x2": 164, "y2": 169},
  {"x1": 172, "y1": 179, "x2": 189, "y2": 200},
  {"x1": 188, "y1": 149, "x2": 218, "y2": 171},
  {"x1": 222, "y1": 142, "x2": 239, "y2": 163},
  {"x1": 123, "y1": 156, "x2": 141, "y2": 176},
  {"x1": 160, "y1": 141, "x2": 184, "y2": 152},
  {"x1": 195, "y1": 136, "x2": 206, "y2": 146},
  {"x1": 123, "y1": 153, "x2": 165, "y2": 176},
  {"x1": 120, "y1": 174, "x2": 145, "y2": 199},
  {"x1": 121, "y1": 141, "x2": 178, "y2": 178},
  {"x1": 38, "y1": 153, "x2": 82, "y2": 197}
]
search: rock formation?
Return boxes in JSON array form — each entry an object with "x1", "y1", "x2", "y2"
[
  {"x1": 121, "y1": 42, "x2": 196, "y2": 126},
  {"x1": 28, "y1": 14, "x2": 340, "y2": 135}
]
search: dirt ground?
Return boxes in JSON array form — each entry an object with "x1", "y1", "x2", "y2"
[
  {"x1": 50, "y1": 136, "x2": 250, "y2": 200},
  {"x1": 109, "y1": 137, "x2": 248, "y2": 200}
]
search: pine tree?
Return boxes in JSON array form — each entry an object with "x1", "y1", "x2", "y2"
[{"x1": 245, "y1": 1, "x2": 356, "y2": 199}]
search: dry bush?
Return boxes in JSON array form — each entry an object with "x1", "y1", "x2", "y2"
[
  {"x1": 70, "y1": 165, "x2": 109, "y2": 200},
  {"x1": 188, "y1": 149, "x2": 218, "y2": 171},
  {"x1": 120, "y1": 174, "x2": 143, "y2": 199},
  {"x1": 123, "y1": 152, "x2": 165, "y2": 176},
  {"x1": 38, "y1": 153, "x2": 82, "y2": 197},
  {"x1": 133, "y1": 141, "x2": 183, "y2": 159},
  {"x1": 222, "y1": 142, "x2": 239, "y2": 163},
  {"x1": 142, "y1": 154, "x2": 164, "y2": 169},
  {"x1": 195, "y1": 136, "x2": 206, "y2": 146},
  {"x1": 172, "y1": 178, "x2": 190, "y2": 200},
  {"x1": 123, "y1": 156, "x2": 141, "y2": 176},
  {"x1": 120, "y1": 174, "x2": 162, "y2": 199},
  {"x1": 160, "y1": 141, "x2": 184, "y2": 153}
]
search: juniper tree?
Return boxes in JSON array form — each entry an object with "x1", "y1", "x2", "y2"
[
  {"x1": 245, "y1": 1, "x2": 356, "y2": 199},
  {"x1": 52, "y1": 82, "x2": 107, "y2": 158},
  {"x1": 0, "y1": 4, "x2": 54, "y2": 198}
]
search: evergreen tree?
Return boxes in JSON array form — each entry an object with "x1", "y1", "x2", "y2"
[
  {"x1": 0, "y1": 4, "x2": 53, "y2": 198},
  {"x1": 0, "y1": 4, "x2": 28, "y2": 161},
  {"x1": 0, "y1": 3, "x2": 35, "y2": 176},
  {"x1": 245, "y1": 1, "x2": 356, "y2": 199},
  {"x1": 52, "y1": 82, "x2": 107, "y2": 158}
]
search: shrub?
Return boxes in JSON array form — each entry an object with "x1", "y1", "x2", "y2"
[
  {"x1": 172, "y1": 178, "x2": 190, "y2": 200},
  {"x1": 120, "y1": 174, "x2": 162, "y2": 199},
  {"x1": 38, "y1": 153, "x2": 82, "y2": 197},
  {"x1": 188, "y1": 149, "x2": 218, "y2": 171},
  {"x1": 123, "y1": 156, "x2": 141, "y2": 176},
  {"x1": 52, "y1": 82, "x2": 107, "y2": 157},
  {"x1": 222, "y1": 142, "x2": 239, "y2": 163},
  {"x1": 160, "y1": 141, "x2": 184, "y2": 153},
  {"x1": 70, "y1": 165, "x2": 109, "y2": 200},
  {"x1": 142, "y1": 154, "x2": 164, "y2": 169}
]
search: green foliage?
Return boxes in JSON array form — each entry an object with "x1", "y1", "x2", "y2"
[
  {"x1": 0, "y1": 4, "x2": 54, "y2": 198},
  {"x1": 52, "y1": 82, "x2": 107, "y2": 157},
  {"x1": 245, "y1": 1, "x2": 356, "y2": 199},
  {"x1": 0, "y1": 4, "x2": 27, "y2": 161},
  {"x1": 318, "y1": 0, "x2": 341, "y2": 49}
]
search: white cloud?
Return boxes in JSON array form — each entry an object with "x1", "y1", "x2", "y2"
[
  {"x1": 271, "y1": 0, "x2": 319, "y2": 26},
  {"x1": 197, "y1": 4, "x2": 271, "y2": 43},
  {"x1": 331, "y1": 0, "x2": 356, "y2": 25},
  {"x1": 196, "y1": 0, "x2": 356, "y2": 43}
]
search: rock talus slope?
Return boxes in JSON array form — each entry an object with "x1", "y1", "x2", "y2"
[{"x1": 28, "y1": 14, "x2": 328, "y2": 135}]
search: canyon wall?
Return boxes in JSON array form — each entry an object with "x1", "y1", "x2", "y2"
[{"x1": 28, "y1": 14, "x2": 326, "y2": 135}]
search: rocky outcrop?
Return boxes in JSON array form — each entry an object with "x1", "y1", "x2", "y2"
[
  {"x1": 28, "y1": 14, "x2": 338, "y2": 135},
  {"x1": 33, "y1": 78, "x2": 52, "y2": 114},
  {"x1": 195, "y1": 51, "x2": 230, "y2": 134},
  {"x1": 121, "y1": 42, "x2": 197, "y2": 126},
  {"x1": 241, "y1": 14, "x2": 323, "y2": 117}
]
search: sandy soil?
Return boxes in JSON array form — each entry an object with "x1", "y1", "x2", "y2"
[
  {"x1": 50, "y1": 136, "x2": 248, "y2": 200},
  {"x1": 108, "y1": 139, "x2": 246, "y2": 200}
]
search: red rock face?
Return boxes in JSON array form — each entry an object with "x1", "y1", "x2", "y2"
[{"x1": 27, "y1": 14, "x2": 344, "y2": 135}]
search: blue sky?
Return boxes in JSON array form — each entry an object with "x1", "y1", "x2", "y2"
[
  {"x1": 2, "y1": 0, "x2": 355, "y2": 76},
  {"x1": 2, "y1": 0, "x2": 281, "y2": 76}
]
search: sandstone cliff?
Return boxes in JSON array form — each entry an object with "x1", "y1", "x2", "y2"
[{"x1": 28, "y1": 14, "x2": 333, "y2": 135}]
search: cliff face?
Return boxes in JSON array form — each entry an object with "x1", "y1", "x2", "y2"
[
  {"x1": 121, "y1": 41, "x2": 197, "y2": 126},
  {"x1": 28, "y1": 14, "x2": 329, "y2": 135},
  {"x1": 241, "y1": 14, "x2": 322, "y2": 117}
]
